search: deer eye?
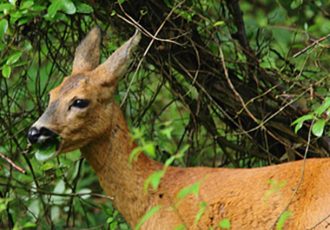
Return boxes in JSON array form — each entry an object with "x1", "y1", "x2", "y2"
[{"x1": 71, "y1": 99, "x2": 90, "y2": 109}]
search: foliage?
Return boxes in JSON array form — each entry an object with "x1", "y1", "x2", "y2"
[
  {"x1": 292, "y1": 97, "x2": 330, "y2": 137},
  {"x1": 0, "y1": 0, "x2": 329, "y2": 229}
]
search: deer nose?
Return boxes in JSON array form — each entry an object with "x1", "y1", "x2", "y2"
[{"x1": 27, "y1": 126, "x2": 56, "y2": 144}]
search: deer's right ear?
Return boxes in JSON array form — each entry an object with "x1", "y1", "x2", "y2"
[
  {"x1": 91, "y1": 30, "x2": 141, "y2": 87},
  {"x1": 72, "y1": 27, "x2": 101, "y2": 75}
]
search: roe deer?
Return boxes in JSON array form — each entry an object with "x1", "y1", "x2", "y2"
[{"x1": 28, "y1": 27, "x2": 330, "y2": 229}]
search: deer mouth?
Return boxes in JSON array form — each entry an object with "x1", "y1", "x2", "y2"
[
  {"x1": 30, "y1": 132, "x2": 62, "y2": 162},
  {"x1": 37, "y1": 136, "x2": 61, "y2": 151}
]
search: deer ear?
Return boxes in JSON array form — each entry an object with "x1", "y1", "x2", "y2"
[
  {"x1": 92, "y1": 30, "x2": 141, "y2": 86},
  {"x1": 72, "y1": 27, "x2": 101, "y2": 75}
]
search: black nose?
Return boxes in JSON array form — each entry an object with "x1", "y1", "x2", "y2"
[{"x1": 27, "y1": 127, "x2": 56, "y2": 144}]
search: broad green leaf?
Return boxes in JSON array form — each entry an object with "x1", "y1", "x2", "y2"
[
  {"x1": 28, "y1": 200, "x2": 40, "y2": 217},
  {"x1": 35, "y1": 144, "x2": 57, "y2": 162},
  {"x1": 144, "y1": 170, "x2": 165, "y2": 191},
  {"x1": 76, "y1": 3, "x2": 93, "y2": 13},
  {"x1": 312, "y1": 119, "x2": 326, "y2": 137},
  {"x1": 194, "y1": 201, "x2": 207, "y2": 225},
  {"x1": 0, "y1": 19, "x2": 8, "y2": 40},
  {"x1": 143, "y1": 142, "x2": 156, "y2": 158},
  {"x1": 174, "y1": 224, "x2": 186, "y2": 230},
  {"x1": 0, "y1": 198, "x2": 13, "y2": 213},
  {"x1": 129, "y1": 146, "x2": 142, "y2": 163},
  {"x1": 0, "y1": 3, "x2": 15, "y2": 13},
  {"x1": 292, "y1": 114, "x2": 313, "y2": 133},
  {"x1": 164, "y1": 145, "x2": 188, "y2": 167},
  {"x1": 47, "y1": 0, "x2": 62, "y2": 18},
  {"x1": 218, "y1": 218, "x2": 231, "y2": 229},
  {"x1": 47, "y1": 0, "x2": 76, "y2": 18},
  {"x1": 54, "y1": 180, "x2": 65, "y2": 194},
  {"x1": 6, "y1": 51, "x2": 22, "y2": 65},
  {"x1": 290, "y1": 0, "x2": 303, "y2": 9},
  {"x1": 276, "y1": 210, "x2": 292, "y2": 230},
  {"x1": 315, "y1": 97, "x2": 330, "y2": 116},
  {"x1": 78, "y1": 188, "x2": 92, "y2": 199},
  {"x1": 40, "y1": 162, "x2": 55, "y2": 171},
  {"x1": 61, "y1": 0, "x2": 76, "y2": 14},
  {"x1": 213, "y1": 21, "x2": 225, "y2": 27},
  {"x1": 2, "y1": 65, "x2": 11, "y2": 78},
  {"x1": 177, "y1": 181, "x2": 201, "y2": 200},
  {"x1": 22, "y1": 222, "x2": 37, "y2": 228},
  {"x1": 135, "y1": 205, "x2": 161, "y2": 230},
  {"x1": 20, "y1": 0, "x2": 34, "y2": 9},
  {"x1": 51, "y1": 206, "x2": 60, "y2": 222},
  {"x1": 160, "y1": 126, "x2": 173, "y2": 139}
]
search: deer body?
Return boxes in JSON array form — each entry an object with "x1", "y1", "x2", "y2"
[
  {"x1": 28, "y1": 27, "x2": 330, "y2": 229},
  {"x1": 82, "y1": 101, "x2": 330, "y2": 230}
]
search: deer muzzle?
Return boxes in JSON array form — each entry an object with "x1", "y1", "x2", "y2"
[{"x1": 27, "y1": 125, "x2": 60, "y2": 150}]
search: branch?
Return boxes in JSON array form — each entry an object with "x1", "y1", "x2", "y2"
[{"x1": 0, "y1": 152, "x2": 26, "y2": 174}]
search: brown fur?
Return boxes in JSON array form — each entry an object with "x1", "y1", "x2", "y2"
[{"x1": 31, "y1": 27, "x2": 330, "y2": 229}]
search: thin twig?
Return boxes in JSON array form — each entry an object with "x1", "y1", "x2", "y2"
[
  {"x1": 293, "y1": 33, "x2": 330, "y2": 58},
  {"x1": 0, "y1": 152, "x2": 26, "y2": 174},
  {"x1": 120, "y1": 0, "x2": 186, "y2": 107},
  {"x1": 116, "y1": 4, "x2": 185, "y2": 46},
  {"x1": 270, "y1": 119, "x2": 313, "y2": 230}
]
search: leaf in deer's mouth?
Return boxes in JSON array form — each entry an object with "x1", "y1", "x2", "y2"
[{"x1": 34, "y1": 137, "x2": 61, "y2": 162}]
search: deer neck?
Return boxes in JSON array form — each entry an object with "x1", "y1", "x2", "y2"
[{"x1": 81, "y1": 103, "x2": 162, "y2": 226}]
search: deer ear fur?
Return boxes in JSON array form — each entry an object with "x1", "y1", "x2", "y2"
[
  {"x1": 72, "y1": 27, "x2": 101, "y2": 75},
  {"x1": 92, "y1": 30, "x2": 141, "y2": 86}
]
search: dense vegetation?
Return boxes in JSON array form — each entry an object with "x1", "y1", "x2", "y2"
[{"x1": 0, "y1": 0, "x2": 329, "y2": 229}]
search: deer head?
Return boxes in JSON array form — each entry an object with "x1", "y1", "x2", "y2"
[{"x1": 27, "y1": 27, "x2": 141, "y2": 154}]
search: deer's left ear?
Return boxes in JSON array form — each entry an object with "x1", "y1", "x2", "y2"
[
  {"x1": 91, "y1": 30, "x2": 141, "y2": 87},
  {"x1": 72, "y1": 27, "x2": 101, "y2": 75}
]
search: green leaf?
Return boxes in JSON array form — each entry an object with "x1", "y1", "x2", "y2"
[
  {"x1": 0, "y1": 19, "x2": 8, "y2": 40},
  {"x1": 213, "y1": 21, "x2": 225, "y2": 27},
  {"x1": 164, "y1": 145, "x2": 188, "y2": 167},
  {"x1": 0, "y1": 3, "x2": 15, "y2": 13},
  {"x1": 135, "y1": 205, "x2": 161, "y2": 230},
  {"x1": 40, "y1": 162, "x2": 55, "y2": 171},
  {"x1": 54, "y1": 180, "x2": 65, "y2": 194},
  {"x1": 143, "y1": 142, "x2": 156, "y2": 158},
  {"x1": 290, "y1": 0, "x2": 303, "y2": 9},
  {"x1": 218, "y1": 218, "x2": 231, "y2": 229},
  {"x1": 177, "y1": 181, "x2": 201, "y2": 200},
  {"x1": 61, "y1": 0, "x2": 76, "y2": 14},
  {"x1": 312, "y1": 119, "x2": 326, "y2": 137},
  {"x1": 76, "y1": 3, "x2": 93, "y2": 13},
  {"x1": 276, "y1": 210, "x2": 292, "y2": 230},
  {"x1": 194, "y1": 201, "x2": 207, "y2": 225},
  {"x1": 174, "y1": 224, "x2": 186, "y2": 230},
  {"x1": 22, "y1": 222, "x2": 37, "y2": 228},
  {"x1": 2, "y1": 65, "x2": 11, "y2": 78},
  {"x1": 144, "y1": 170, "x2": 165, "y2": 191},
  {"x1": 35, "y1": 144, "x2": 57, "y2": 162},
  {"x1": 51, "y1": 206, "x2": 60, "y2": 222},
  {"x1": 292, "y1": 114, "x2": 313, "y2": 133},
  {"x1": 47, "y1": 0, "x2": 76, "y2": 18},
  {"x1": 129, "y1": 146, "x2": 142, "y2": 163},
  {"x1": 0, "y1": 198, "x2": 13, "y2": 213},
  {"x1": 28, "y1": 200, "x2": 40, "y2": 218},
  {"x1": 20, "y1": 1, "x2": 34, "y2": 9},
  {"x1": 315, "y1": 97, "x2": 330, "y2": 117},
  {"x1": 78, "y1": 188, "x2": 92, "y2": 199},
  {"x1": 160, "y1": 126, "x2": 173, "y2": 139},
  {"x1": 6, "y1": 51, "x2": 22, "y2": 65},
  {"x1": 47, "y1": 0, "x2": 61, "y2": 18}
]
